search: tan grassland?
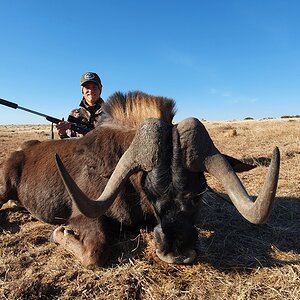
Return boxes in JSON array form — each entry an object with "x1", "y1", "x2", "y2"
[{"x1": 0, "y1": 118, "x2": 299, "y2": 299}]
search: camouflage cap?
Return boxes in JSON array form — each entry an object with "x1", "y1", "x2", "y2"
[{"x1": 80, "y1": 72, "x2": 102, "y2": 88}]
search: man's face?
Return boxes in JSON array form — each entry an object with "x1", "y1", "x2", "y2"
[{"x1": 82, "y1": 82, "x2": 101, "y2": 106}]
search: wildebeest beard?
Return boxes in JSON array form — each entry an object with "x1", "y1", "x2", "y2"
[{"x1": 143, "y1": 126, "x2": 207, "y2": 259}]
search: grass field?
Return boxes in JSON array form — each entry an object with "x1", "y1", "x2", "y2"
[{"x1": 0, "y1": 118, "x2": 299, "y2": 299}]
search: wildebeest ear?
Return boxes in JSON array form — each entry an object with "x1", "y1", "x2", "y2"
[{"x1": 222, "y1": 154, "x2": 256, "y2": 173}]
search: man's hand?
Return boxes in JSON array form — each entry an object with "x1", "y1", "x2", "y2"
[{"x1": 56, "y1": 118, "x2": 71, "y2": 138}]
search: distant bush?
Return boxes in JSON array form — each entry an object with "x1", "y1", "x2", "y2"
[
  {"x1": 244, "y1": 117, "x2": 254, "y2": 120},
  {"x1": 281, "y1": 115, "x2": 300, "y2": 119}
]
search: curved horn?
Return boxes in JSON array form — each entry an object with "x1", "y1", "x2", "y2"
[
  {"x1": 204, "y1": 148, "x2": 279, "y2": 224},
  {"x1": 177, "y1": 118, "x2": 280, "y2": 224},
  {"x1": 56, "y1": 118, "x2": 170, "y2": 218}
]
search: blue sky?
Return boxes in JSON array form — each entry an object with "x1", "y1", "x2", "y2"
[{"x1": 0, "y1": 0, "x2": 299, "y2": 124}]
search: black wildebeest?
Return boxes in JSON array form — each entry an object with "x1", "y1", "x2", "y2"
[{"x1": 0, "y1": 91, "x2": 280, "y2": 267}]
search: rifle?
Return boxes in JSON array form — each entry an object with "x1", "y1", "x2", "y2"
[
  {"x1": 0, "y1": 98, "x2": 91, "y2": 137},
  {"x1": 67, "y1": 115, "x2": 94, "y2": 130}
]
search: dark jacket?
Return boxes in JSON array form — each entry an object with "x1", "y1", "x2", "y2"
[{"x1": 61, "y1": 97, "x2": 106, "y2": 138}]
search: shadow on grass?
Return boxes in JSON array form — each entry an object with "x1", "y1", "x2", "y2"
[
  {"x1": 0, "y1": 206, "x2": 30, "y2": 234},
  {"x1": 195, "y1": 192, "x2": 300, "y2": 271}
]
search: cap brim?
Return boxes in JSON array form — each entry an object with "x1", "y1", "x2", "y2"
[{"x1": 81, "y1": 80, "x2": 102, "y2": 87}]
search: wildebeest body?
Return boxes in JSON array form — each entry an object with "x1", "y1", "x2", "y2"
[
  {"x1": 4, "y1": 126, "x2": 153, "y2": 223},
  {"x1": 0, "y1": 91, "x2": 280, "y2": 267}
]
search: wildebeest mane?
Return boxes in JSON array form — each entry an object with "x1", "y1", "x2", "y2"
[{"x1": 103, "y1": 91, "x2": 176, "y2": 128}]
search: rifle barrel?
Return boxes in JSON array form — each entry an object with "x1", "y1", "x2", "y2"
[
  {"x1": 0, "y1": 98, "x2": 19, "y2": 109},
  {"x1": 0, "y1": 97, "x2": 91, "y2": 134},
  {"x1": 18, "y1": 105, "x2": 60, "y2": 121}
]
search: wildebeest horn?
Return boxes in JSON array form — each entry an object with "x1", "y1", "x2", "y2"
[
  {"x1": 55, "y1": 118, "x2": 171, "y2": 218},
  {"x1": 176, "y1": 118, "x2": 280, "y2": 224}
]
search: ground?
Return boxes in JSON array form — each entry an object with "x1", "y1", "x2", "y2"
[{"x1": 0, "y1": 119, "x2": 299, "y2": 299}]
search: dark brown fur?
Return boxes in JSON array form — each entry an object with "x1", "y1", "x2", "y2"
[
  {"x1": 0, "y1": 91, "x2": 254, "y2": 267},
  {"x1": 0, "y1": 92, "x2": 176, "y2": 266}
]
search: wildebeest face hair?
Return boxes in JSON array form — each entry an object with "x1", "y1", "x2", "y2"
[{"x1": 143, "y1": 127, "x2": 207, "y2": 262}]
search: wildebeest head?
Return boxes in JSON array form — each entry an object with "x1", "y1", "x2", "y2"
[
  {"x1": 55, "y1": 117, "x2": 280, "y2": 264},
  {"x1": 141, "y1": 123, "x2": 206, "y2": 263}
]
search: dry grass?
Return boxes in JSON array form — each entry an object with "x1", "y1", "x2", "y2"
[{"x1": 0, "y1": 119, "x2": 299, "y2": 299}]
